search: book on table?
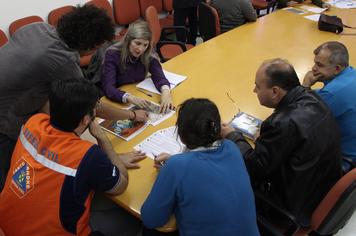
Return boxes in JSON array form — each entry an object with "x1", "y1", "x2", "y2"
[
  {"x1": 99, "y1": 102, "x2": 175, "y2": 141},
  {"x1": 98, "y1": 118, "x2": 148, "y2": 141},
  {"x1": 230, "y1": 112, "x2": 262, "y2": 141}
]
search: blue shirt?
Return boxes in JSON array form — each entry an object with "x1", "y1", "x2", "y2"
[
  {"x1": 317, "y1": 66, "x2": 356, "y2": 158},
  {"x1": 141, "y1": 140, "x2": 260, "y2": 236}
]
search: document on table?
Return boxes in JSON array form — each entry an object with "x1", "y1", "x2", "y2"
[
  {"x1": 326, "y1": 0, "x2": 356, "y2": 9},
  {"x1": 283, "y1": 7, "x2": 307, "y2": 14},
  {"x1": 304, "y1": 14, "x2": 321, "y2": 22},
  {"x1": 136, "y1": 70, "x2": 187, "y2": 94},
  {"x1": 134, "y1": 126, "x2": 185, "y2": 159},
  {"x1": 299, "y1": 5, "x2": 327, "y2": 13}
]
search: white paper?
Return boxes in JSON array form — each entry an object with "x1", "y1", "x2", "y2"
[
  {"x1": 299, "y1": 5, "x2": 327, "y2": 13},
  {"x1": 283, "y1": 7, "x2": 307, "y2": 14},
  {"x1": 136, "y1": 70, "x2": 187, "y2": 94},
  {"x1": 327, "y1": 0, "x2": 356, "y2": 8},
  {"x1": 304, "y1": 14, "x2": 321, "y2": 22},
  {"x1": 134, "y1": 127, "x2": 185, "y2": 159}
]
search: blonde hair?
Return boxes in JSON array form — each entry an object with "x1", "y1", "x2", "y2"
[{"x1": 108, "y1": 20, "x2": 153, "y2": 75}]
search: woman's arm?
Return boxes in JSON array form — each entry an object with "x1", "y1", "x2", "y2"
[
  {"x1": 101, "y1": 50, "x2": 127, "y2": 102},
  {"x1": 149, "y1": 58, "x2": 173, "y2": 113}
]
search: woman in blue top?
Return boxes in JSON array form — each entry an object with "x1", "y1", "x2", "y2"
[
  {"x1": 101, "y1": 20, "x2": 173, "y2": 113},
  {"x1": 141, "y1": 98, "x2": 260, "y2": 236}
]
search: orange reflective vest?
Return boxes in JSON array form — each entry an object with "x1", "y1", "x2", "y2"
[{"x1": 0, "y1": 113, "x2": 94, "y2": 235}]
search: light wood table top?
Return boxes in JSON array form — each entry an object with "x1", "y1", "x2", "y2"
[{"x1": 103, "y1": 5, "x2": 356, "y2": 232}]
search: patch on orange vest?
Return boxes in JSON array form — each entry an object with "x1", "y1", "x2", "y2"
[{"x1": 10, "y1": 158, "x2": 34, "y2": 198}]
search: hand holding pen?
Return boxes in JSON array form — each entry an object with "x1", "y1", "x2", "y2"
[{"x1": 153, "y1": 152, "x2": 170, "y2": 169}]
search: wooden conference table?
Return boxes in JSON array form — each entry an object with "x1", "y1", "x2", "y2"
[{"x1": 102, "y1": 4, "x2": 356, "y2": 232}]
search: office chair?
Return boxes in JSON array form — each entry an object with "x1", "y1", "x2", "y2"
[
  {"x1": 9, "y1": 16, "x2": 44, "y2": 36},
  {"x1": 198, "y1": 2, "x2": 221, "y2": 42},
  {"x1": 112, "y1": 0, "x2": 141, "y2": 37},
  {"x1": 48, "y1": 5, "x2": 75, "y2": 27},
  {"x1": 255, "y1": 168, "x2": 356, "y2": 236},
  {"x1": 87, "y1": 0, "x2": 115, "y2": 22},
  {"x1": 161, "y1": 0, "x2": 174, "y2": 29},
  {"x1": 0, "y1": 30, "x2": 8, "y2": 47},
  {"x1": 145, "y1": 6, "x2": 194, "y2": 62},
  {"x1": 252, "y1": 0, "x2": 277, "y2": 17},
  {"x1": 139, "y1": 0, "x2": 173, "y2": 28}
]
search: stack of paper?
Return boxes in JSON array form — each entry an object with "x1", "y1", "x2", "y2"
[
  {"x1": 136, "y1": 70, "x2": 187, "y2": 94},
  {"x1": 299, "y1": 5, "x2": 327, "y2": 13},
  {"x1": 304, "y1": 14, "x2": 321, "y2": 22},
  {"x1": 283, "y1": 7, "x2": 307, "y2": 14},
  {"x1": 326, "y1": 0, "x2": 356, "y2": 9},
  {"x1": 134, "y1": 127, "x2": 185, "y2": 159}
]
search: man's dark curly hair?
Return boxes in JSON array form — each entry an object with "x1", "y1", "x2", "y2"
[{"x1": 57, "y1": 4, "x2": 115, "y2": 52}]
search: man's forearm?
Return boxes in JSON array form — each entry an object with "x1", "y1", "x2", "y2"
[
  {"x1": 96, "y1": 134, "x2": 128, "y2": 180},
  {"x1": 96, "y1": 102, "x2": 134, "y2": 121}
]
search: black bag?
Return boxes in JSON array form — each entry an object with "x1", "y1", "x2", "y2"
[{"x1": 318, "y1": 13, "x2": 343, "y2": 34}]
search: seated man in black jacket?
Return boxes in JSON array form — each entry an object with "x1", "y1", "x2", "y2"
[{"x1": 221, "y1": 58, "x2": 342, "y2": 227}]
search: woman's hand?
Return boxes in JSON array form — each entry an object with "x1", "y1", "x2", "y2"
[
  {"x1": 127, "y1": 95, "x2": 151, "y2": 109},
  {"x1": 160, "y1": 89, "x2": 174, "y2": 113},
  {"x1": 154, "y1": 153, "x2": 171, "y2": 169}
]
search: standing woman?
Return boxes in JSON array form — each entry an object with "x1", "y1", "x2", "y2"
[
  {"x1": 141, "y1": 98, "x2": 260, "y2": 236},
  {"x1": 101, "y1": 20, "x2": 173, "y2": 113},
  {"x1": 173, "y1": 0, "x2": 200, "y2": 45}
]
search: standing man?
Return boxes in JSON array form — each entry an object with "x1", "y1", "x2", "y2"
[
  {"x1": 173, "y1": 0, "x2": 201, "y2": 45},
  {"x1": 0, "y1": 5, "x2": 147, "y2": 191},
  {"x1": 0, "y1": 78, "x2": 143, "y2": 235},
  {"x1": 303, "y1": 41, "x2": 356, "y2": 168},
  {"x1": 221, "y1": 59, "x2": 342, "y2": 227}
]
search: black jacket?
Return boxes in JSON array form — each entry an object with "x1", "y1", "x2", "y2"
[{"x1": 227, "y1": 86, "x2": 342, "y2": 226}]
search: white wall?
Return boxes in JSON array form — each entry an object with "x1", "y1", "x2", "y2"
[{"x1": 0, "y1": 0, "x2": 109, "y2": 36}]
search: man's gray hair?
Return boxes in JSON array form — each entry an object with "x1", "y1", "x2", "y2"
[{"x1": 314, "y1": 41, "x2": 349, "y2": 67}]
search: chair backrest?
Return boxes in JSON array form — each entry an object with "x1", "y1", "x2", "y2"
[
  {"x1": 0, "y1": 29, "x2": 8, "y2": 47},
  {"x1": 311, "y1": 168, "x2": 356, "y2": 235},
  {"x1": 113, "y1": 0, "x2": 141, "y2": 25},
  {"x1": 9, "y1": 16, "x2": 44, "y2": 36},
  {"x1": 145, "y1": 6, "x2": 161, "y2": 47},
  {"x1": 48, "y1": 5, "x2": 75, "y2": 27},
  {"x1": 139, "y1": 0, "x2": 163, "y2": 17},
  {"x1": 162, "y1": 0, "x2": 173, "y2": 12},
  {"x1": 86, "y1": 0, "x2": 115, "y2": 22},
  {"x1": 198, "y1": 2, "x2": 220, "y2": 41}
]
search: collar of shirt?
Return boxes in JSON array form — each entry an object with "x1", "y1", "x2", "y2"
[
  {"x1": 324, "y1": 66, "x2": 352, "y2": 85},
  {"x1": 184, "y1": 140, "x2": 222, "y2": 153}
]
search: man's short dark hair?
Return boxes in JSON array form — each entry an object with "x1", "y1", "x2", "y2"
[
  {"x1": 57, "y1": 5, "x2": 115, "y2": 52},
  {"x1": 314, "y1": 41, "x2": 349, "y2": 67},
  {"x1": 49, "y1": 78, "x2": 99, "y2": 132},
  {"x1": 263, "y1": 58, "x2": 301, "y2": 91},
  {"x1": 176, "y1": 98, "x2": 221, "y2": 150}
]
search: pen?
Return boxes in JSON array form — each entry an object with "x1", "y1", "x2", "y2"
[{"x1": 137, "y1": 89, "x2": 153, "y2": 97}]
